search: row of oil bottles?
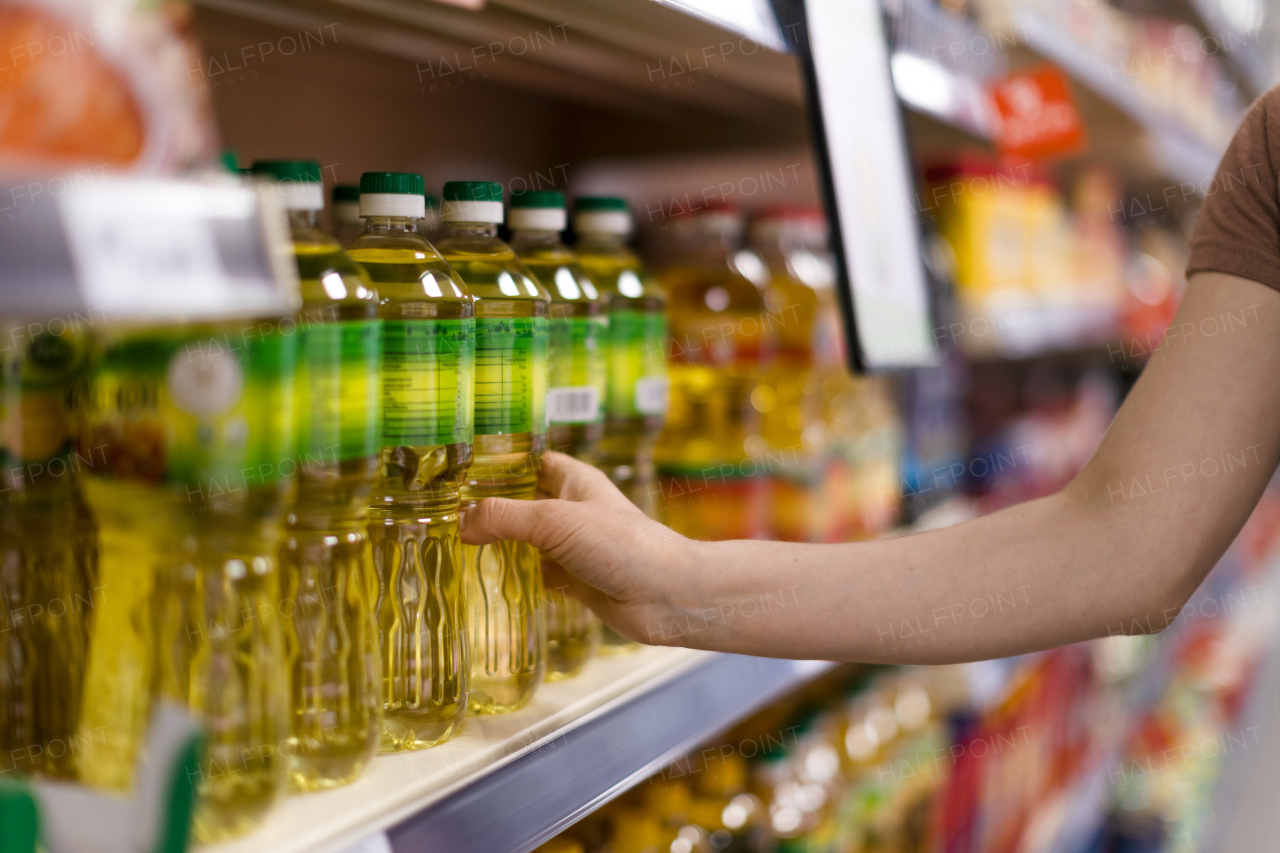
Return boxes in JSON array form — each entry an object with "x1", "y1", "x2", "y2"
[
  {"x1": 537, "y1": 667, "x2": 957, "y2": 853},
  {"x1": 0, "y1": 160, "x2": 902, "y2": 844}
]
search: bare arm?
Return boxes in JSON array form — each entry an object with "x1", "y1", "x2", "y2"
[{"x1": 462, "y1": 273, "x2": 1280, "y2": 663}]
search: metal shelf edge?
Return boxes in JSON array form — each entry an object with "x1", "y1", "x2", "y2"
[{"x1": 386, "y1": 654, "x2": 833, "y2": 853}]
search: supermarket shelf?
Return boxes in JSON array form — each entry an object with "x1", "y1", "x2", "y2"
[
  {"x1": 209, "y1": 647, "x2": 833, "y2": 853},
  {"x1": 891, "y1": 51, "x2": 997, "y2": 140},
  {"x1": 1182, "y1": 0, "x2": 1273, "y2": 97},
  {"x1": 1014, "y1": 8, "x2": 1228, "y2": 189}
]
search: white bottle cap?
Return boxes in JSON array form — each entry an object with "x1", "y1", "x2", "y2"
[
  {"x1": 442, "y1": 199, "x2": 505, "y2": 223},
  {"x1": 333, "y1": 200, "x2": 363, "y2": 226},
  {"x1": 574, "y1": 210, "x2": 633, "y2": 235},
  {"x1": 509, "y1": 207, "x2": 566, "y2": 231},
  {"x1": 360, "y1": 192, "x2": 425, "y2": 219}
]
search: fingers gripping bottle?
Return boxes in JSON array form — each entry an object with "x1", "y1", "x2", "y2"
[
  {"x1": 572, "y1": 197, "x2": 668, "y2": 653},
  {"x1": 77, "y1": 192, "x2": 299, "y2": 841},
  {"x1": 655, "y1": 204, "x2": 769, "y2": 542},
  {"x1": 252, "y1": 161, "x2": 382, "y2": 789},
  {"x1": 509, "y1": 189, "x2": 605, "y2": 680},
  {"x1": 0, "y1": 321, "x2": 98, "y2": 781},
  {"x1": 437, "y1": 181, "x2": 549, "y2": 714},
  {"x1": 346, "y1": 172, "x2": 474, "y2": 750}
]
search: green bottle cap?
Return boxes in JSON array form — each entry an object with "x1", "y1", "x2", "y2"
[
  {"x1": 251, "y1": 159, "x2": 322, "y2": 183},
  {"x1": 442, "y1": 181, "x2": 503, "y2": 203},
  {"x1": 510, "y1": 189, "x2": 565, "y2": 209},
  {"x1": 251, "y1": 159, "x2": 324, "y2": 211},
  {"x1": 333, "y1": 184, "x2": 360, "y2": 203},
  {"x1": 360, "y1": 171, "x2": 425, "y2": 195},
  {"x1": 573, "y1": 196, "x2": 633, "y2": 235},
  {"x1": 442, "y1": 181, "x2": 504, "y2": 223},
  {"x1": 220, "y1": 149, "x2": 239, "y2": 174},
  {"x1": 575, "y1": 196, "x2": 628, "y2": 212}
]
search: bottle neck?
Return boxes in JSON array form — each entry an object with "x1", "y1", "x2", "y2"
[
  {"x1": 510, "y1": 228, "x2": 558, "y2": 245},
  {"x1": 288, "y1": 209, "x2": 319, "y2": 230},
  {"x1": 444, "y1": 220, "x2": 498, "y2": 237},
  {"x1": 362, "y1": 216, "x2": 420, "y2": 235},
  {"x1": 576, "y1": 232, "x2": 627, "y2": 252}
]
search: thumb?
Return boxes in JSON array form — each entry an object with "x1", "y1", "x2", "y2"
[{"x1": 461, "y1": 497, "x2": 563, "y2": 548}]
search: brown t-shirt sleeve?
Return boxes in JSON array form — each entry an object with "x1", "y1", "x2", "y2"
[{"x1": 1187, "y1": 85, "x2": 1280, "y2": 291}]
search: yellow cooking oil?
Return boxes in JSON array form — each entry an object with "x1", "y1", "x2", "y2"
[
  {"x1": 346, "y1": 172, "x2": 474, "y2": 750},
  {"x1": 573, "y1": 196, "x2": 668, "y2": 652},
  {"x1": 748, "y1": 208, "x2": 830, "y2": 543},
  {"x1": 437, "y1": 180, "x2": 548, "y2": 713},
  {"x1": 654, "y1": 205, "x2": 769, "y2": 542},
  {"x1": 78, "y1": 274, "x2": 298, "y2": 838},
  {"x1": 0, "y1": 320, "x2": 97, "y2": 781},
  {"x1": 509, "y1": 189, "x2": 605, "y2": 680},
  {"x1": 253, "y1": 161, "x2": 382, "y2": 788}
]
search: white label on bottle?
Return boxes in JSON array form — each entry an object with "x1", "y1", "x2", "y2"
[
  {"x1": 56, "y1": 178, "x2": 292, "y2": 319},
  {"x1": 546, "y1": 386, "x2": 599, "y2": 424},
  {"x1": 635, "y1": 376, "x2": 669, "y2": 416}
]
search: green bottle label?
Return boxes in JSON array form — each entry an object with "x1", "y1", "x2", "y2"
[
  {"x1": 89, "y1": 326, "x2": 296, "y2": 495},
  {"x1": 380, "y1": 318, "x2": 475, "y2": 447},
  {"x1": 475, "y1": 316, "x2": 548, "y2": 436},
  {"x1": 608, "y1": 310, "x2": 668, "y2": 419},
  {"x1": 547, "y1": 315, "x2": 606, "y2": 425},
  {"x1": 296, "y1": 319, "x2": 382, "y2": 463}
]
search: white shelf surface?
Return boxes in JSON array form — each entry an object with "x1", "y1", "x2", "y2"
[{"x1": 207, "y1": 647, "x2": 832, "y2": 853}]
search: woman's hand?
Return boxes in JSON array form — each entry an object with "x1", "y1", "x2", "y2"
[{"x1": 460, "y1": 451, "x2": 697, "y2": 644}]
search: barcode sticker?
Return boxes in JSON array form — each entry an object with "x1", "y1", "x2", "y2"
[
  {"x1": 635, "y1": 376, "x2": 668, "y2": 416},
  {"x1": 546, "y1": 386, "x2": 600, "y2": 424}
]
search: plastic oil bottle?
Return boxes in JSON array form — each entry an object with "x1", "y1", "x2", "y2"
[
  {"x1": 655, "y1": 204, "x2": 769, "y2": 541},
  {"x1": 574, "y1": 197, "x2": 669, "y2": 514},
  {"x1": 345, "y1": 172, "x2": 474, "y2": 750},
  {"x1": 509, "y1": 189, "x2": 604, "y2": 680},
  {"x1": 251, "y1": 161, "x2": 382, "y2": 789},
  {"x1": 748, "y1": 207, "x2": 831, "y2": 543},
  {"x1": 0, "y1": 319, "x2": 97, "y2": 781},
  {"x1": 77, "y1": 190, "x2": 299, "y2": 841},
  {"x1": 436, "y1": 180, "x2": 549, "y2": 714},
  {"x1": 331, "y1": 184, "x2": 364, "y2": 246},
  {"x1": 573, "y1": 196, "x2": 668, "y2": 652}
]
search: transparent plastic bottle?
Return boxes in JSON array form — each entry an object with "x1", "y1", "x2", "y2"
[
  {"x1": 252, "y1": 161, "x2": 382, "y2": 789},
  {"x1": 509, "y1": 190, "x2": 604, "y2": 680},
  {"x1": 0, "y1": 320, "x2": 97, "y2": 781},
  {"x1": 436, "y1": 180, "x2": 549, "y2": 714},
  {"x1": 346, "y1": 172, "x2": 474, "y2": 750},
  {"x1": 749, "y1": 208, "x2": 830, "y2": 543},
  {"x1": 574, "y1": 197, "x2": 669, "y2": 515},
  {"x1": 654, "y1": 205, "x2": 768, "y2": 541},
  {"x1": 574, "y1": 197, "x2": 669, "y2": 653},
  {"x1": 78, "y1": 246, "x2": 298, "y2": 839},
  {"x1": 330, "y1": 184, "x2": 364, "y2": 247}
]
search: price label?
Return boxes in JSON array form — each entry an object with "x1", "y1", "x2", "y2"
[{"x1": 57, "y1": 178, "x2": 295, "y2": 320}]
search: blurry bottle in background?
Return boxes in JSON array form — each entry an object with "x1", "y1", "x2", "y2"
[
  {"x1": 0, "y1": 319, "x2": 97, "y2": 781},
  {"x1": 251, "y1": 160, "x2": 382, "y2": 789},
  {"x1": 437, "y1": 180, "x2": 549, "y2": 714},
  {"x1": 748, "y1": 207, "x2": 831, "y2": 543},
  {"x1": 510, "y1": 189, "x2": 605, "y2": 680},
  {"x1": 654, "y1": 205, "x2": 769, "y2": 542},
  {"x1": 574, "y1": 197, "x2": 669, "y2": 517},
  {"x1": 331, "y1": 184, "x2": 365, "y2": 246},
  {"x1": 346, "y1": 172, "x2": 474, "y2": 750},
  {"x1": 78, "y1": 256, "x2": 297, "y2": 840}
]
